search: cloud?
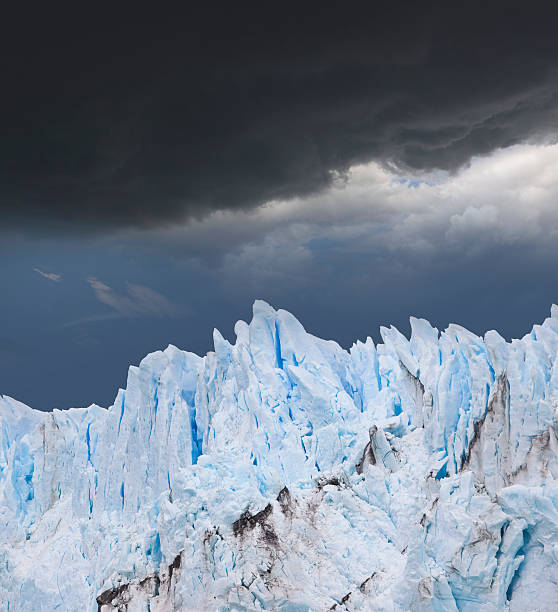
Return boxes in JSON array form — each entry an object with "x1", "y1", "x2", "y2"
[
  {"x1": 2, "y1": 5, "x2": 558, "y2": 234},
  {"x1": 33, "y1": 268, "x2": 62, "y2": 282},
  {"x1": 137, "y1": 143, "x2": 558, "y2": 272},
  {"x1": 87, "y1": 278, "x2": 178, "y2": 318}
]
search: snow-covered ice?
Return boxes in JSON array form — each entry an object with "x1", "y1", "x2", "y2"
[{"x1": 2, "y1": 301, "x2": 558, "y2": 610}]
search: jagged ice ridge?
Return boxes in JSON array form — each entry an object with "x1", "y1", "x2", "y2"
[{"x1": 2, "y1": 301, "x2": 558, "y2": 611}]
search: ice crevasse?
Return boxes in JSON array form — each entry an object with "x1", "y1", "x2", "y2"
[{"x1": 2, "y1": 301, "x2": 558, "y2": 611}]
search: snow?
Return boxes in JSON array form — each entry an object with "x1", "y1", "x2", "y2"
[{"x1": 2, "y1": 300, "x2": 558, "y2": 610}]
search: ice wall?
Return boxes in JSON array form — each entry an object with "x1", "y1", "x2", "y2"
[{"x1": 2, "y1": 301, "x2": 558, "y2": 611}]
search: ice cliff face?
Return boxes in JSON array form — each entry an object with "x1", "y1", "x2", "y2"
[{"x1": 2, "y1": 301, "x2": 558, "y2": 611}]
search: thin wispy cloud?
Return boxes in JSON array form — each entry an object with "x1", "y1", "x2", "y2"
[
  {"x1": 87, "y1": 277, "x2": 178, "y2": 318},
  {"x1": 33, "y1": 268, "x2": 62, "y2": 282}
]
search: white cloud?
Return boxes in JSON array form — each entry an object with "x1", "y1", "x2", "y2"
[
  {"x1": 33, "y1": 267, "x2": 62, "y2": 282},
  {"x1": 446, "y1": 205, "x2": 500, "y2": 241}
]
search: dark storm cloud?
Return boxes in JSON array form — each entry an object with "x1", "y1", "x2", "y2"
[{"x1": 1, "y1": 3, "x2": 558, "y2": 232}]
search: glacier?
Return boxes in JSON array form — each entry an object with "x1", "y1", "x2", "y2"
[{"x1": 2, "y1": 300, "x2": 558, "y2": 611}]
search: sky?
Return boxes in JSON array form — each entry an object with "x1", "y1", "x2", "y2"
[{"x1": 2, "y1": 4, "x2": 558, "y2": 410}]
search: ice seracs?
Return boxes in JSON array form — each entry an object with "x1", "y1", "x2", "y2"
[{"x1": 2, "y1": 300, "x2": 558, "y2": 610}]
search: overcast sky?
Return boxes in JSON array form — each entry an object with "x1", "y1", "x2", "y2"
[{"x1": 2, "y1": 4, "x2": 558, "y2": 410}]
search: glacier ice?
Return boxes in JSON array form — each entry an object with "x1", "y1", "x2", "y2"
[{"x1": 2, "y1": 301, "x2": 558, "y2": 610}]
